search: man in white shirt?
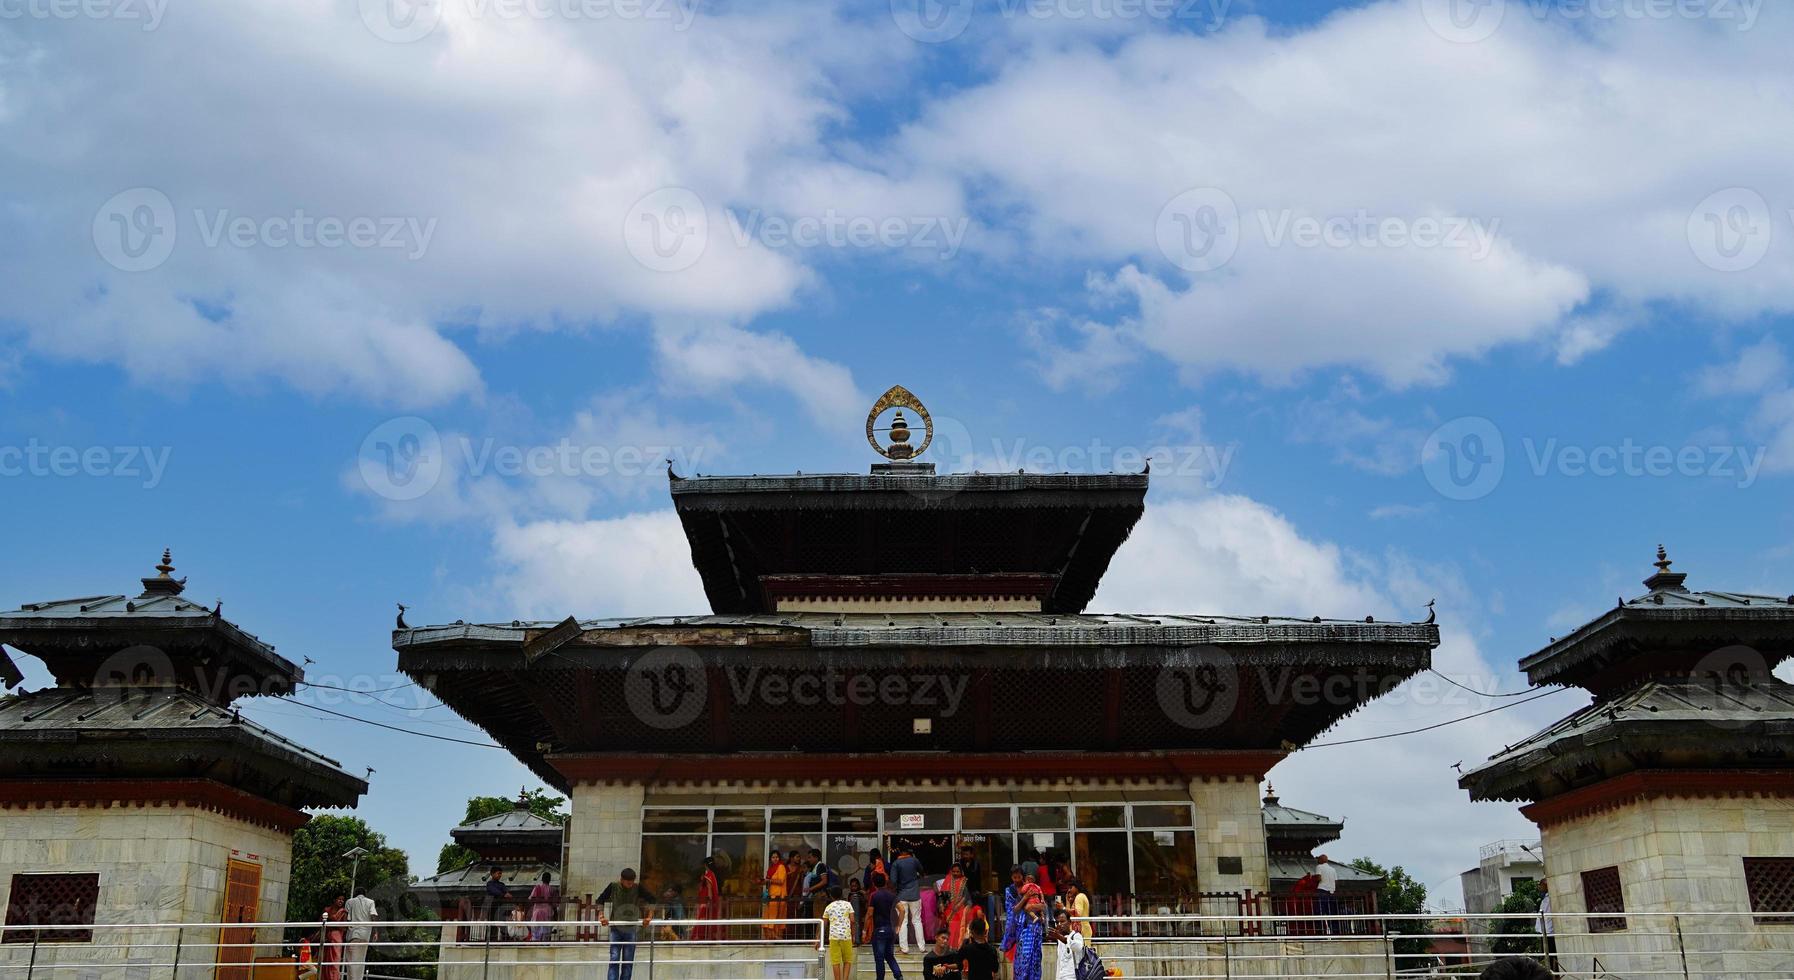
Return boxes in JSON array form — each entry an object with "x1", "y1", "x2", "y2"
[
  {"x1": 1048, "y1": 909, "x2": 1085, "y2": 980},
  {"x1": 1538, "y1": 881, "x2": 1557, "y2": 971},
  {"x1": 344, "y1": 890, "x2": 378, "y2": 980},
  {"x1": 1314, "y1": 855, "x2": 1339, "y2": 935}
]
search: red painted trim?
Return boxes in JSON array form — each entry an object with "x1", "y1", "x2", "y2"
[
  {"x1": 1522, "y1": 770, "x2": 1794, "y2": 828},
  {"x1": 759, "y1": 573, "x2": 1056, "y2": 600},
  {"x1": 0, "y1": 778, "x2": 310, "y2": 832},
  {"x1": 549, "y1": 750, "x2": 1285, "y2": 785}
]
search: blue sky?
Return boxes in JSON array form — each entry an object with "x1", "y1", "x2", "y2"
[{"x1": 3, "y1": 0, "x2": 1793, "y2": 907}]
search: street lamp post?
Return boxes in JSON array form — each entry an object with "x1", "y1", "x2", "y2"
[{"x1": 344, "y1": 846, "x2": 371, "y2": 894}]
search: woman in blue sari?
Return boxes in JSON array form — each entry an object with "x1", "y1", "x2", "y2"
[{"x1": 1008, "y1": 888, "x2": 1047, "y2": 980}]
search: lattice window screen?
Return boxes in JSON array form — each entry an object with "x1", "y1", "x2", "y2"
[
  {"x1": 1744, "y1": 857, "x2": 1794, "y2": 923},
  {"x1": 1581, "y1": 865, "x2": 1626, "y2": 934},
  {"x1": 3, "y1": 873, "x2": 100, "y2": 943}
]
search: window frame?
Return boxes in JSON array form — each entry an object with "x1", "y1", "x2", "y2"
[{"x1": 3, "y1": 872, "x2": 101, "y2": 944}]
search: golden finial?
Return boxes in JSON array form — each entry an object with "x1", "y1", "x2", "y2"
[
  {"x1": 866, "y1": 385, "x2": 934, "y2": 461},
  {"x1": 156, "y1": 549, "x2": 175, "y2": 577},
  {"x1": 1654, "y1": 544, "x2": 1672, "y2": 574}
]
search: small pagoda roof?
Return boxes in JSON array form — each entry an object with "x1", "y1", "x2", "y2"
[
  {"x1": 1517, "y1": 548, "x2": 1794, "y2": 693},
  {"x1": 1268, "y1": 855, "x2": 1382, "y2": 887},
  {"x1": 0, "y1": 552, "x2": 304, "y2": 702},
  {"x1": 1262, "y1": 790, "x2": 1345, "y2": 844},
  {"x1": 1460, "y1": 676, "x2": 1794, "y2": 803},
  {"x1": 669, "y1": 468, "x2": 1148, "y2": 615},
  {"x1": 0, "y1": 686, "x2": 367, "y2": 810},
  {"x1": 410, "y1": 860, "x2": 561, "y2": 905},
  {"x1": 451, "y1": 803, "x2": 565, "y2": 856}
]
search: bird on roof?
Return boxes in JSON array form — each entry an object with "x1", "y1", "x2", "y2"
[
  {"x1": 1423, "y1": 599, "x2": 1436, "y2": 624},
  {"x1": 396, "y1": 603, "x2": 409, "y2": 629},
  {"x1": 303, "y1": 656, "x2": 316, "y2": 666}
]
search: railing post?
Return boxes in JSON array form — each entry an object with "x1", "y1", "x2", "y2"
[
  {"x1": 1674, "y1": 913, "x2": 1691, "y2": 980},
  {"x1": 646, "y1": 921, "x2": 655, "y2": 980},
  {"x1": 1221, "y1": 934, "x2": 1232, "y2": 979},
  {"x1": 481, "y1": 918, "x2": 493, "y2": 980},
  {"x1": 1382, "y1": 923, "x2": 1394, "y2": 979},
  {"x1": 25, "y1": 934, "x2": 38, "y2": 980},
  {"x1": 171, "y1": 926, "x2": 185, "y2": 980}
]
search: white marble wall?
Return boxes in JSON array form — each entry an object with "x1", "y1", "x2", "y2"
[
  {"x1": 1538, "y1": 794, "x2": 1794, "y2": 980},
  {"x1": 0, "y1": 803, "x2": 293, "y2": 977}
]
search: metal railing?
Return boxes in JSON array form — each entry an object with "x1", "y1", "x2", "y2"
[{"x1": 3, "y1": 911, "x2": 1793, "y2": 980}]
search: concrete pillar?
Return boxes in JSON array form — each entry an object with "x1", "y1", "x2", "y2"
[
  {"x1": 565, "y1": 782, "x2": 645, "y2": 899},
  {"x1": 1188, "y1": 777, "x2": 1270, "y2": 897}
]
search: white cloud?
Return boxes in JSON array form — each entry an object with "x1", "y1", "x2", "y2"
[
  {"x1": 651, "y1": 320, "x2": 865, "y2": 426},
  {"x1": 0, "y1": 1, "x2": 904, "y2": 405},
  {"x1": 489, "y1": 510, "x2": 707, "y2": 619},
  {"x1": 899, "y1": 0, "x2": 1794, "y2": 387},
  {"x1": 1694, "y1": 338, "x2": 1794, "y2": 472}
]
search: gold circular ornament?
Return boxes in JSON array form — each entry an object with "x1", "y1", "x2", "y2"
[{"x1": 866, "y1": 384, "x2": 934, "y2": 460}]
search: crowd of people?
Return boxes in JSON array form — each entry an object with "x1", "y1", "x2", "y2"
[{"x1": 294, "y1": 889, "x2": 379, "y2": 980}]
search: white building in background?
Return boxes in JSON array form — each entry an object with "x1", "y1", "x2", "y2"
[{"x1": 1460, "y1": 838, "x2": 1545, "y2": 914}]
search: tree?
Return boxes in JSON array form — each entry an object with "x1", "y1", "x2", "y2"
[
  {"x1": 1490, "y1": 878, "x2": 1546, "y2": 956},
  {"x1": 289, "y1": 815, "x2": 413, "y2": 923},
  {"x1": 434, "y1": 787, "x2": 566, "y2": 874},
  {"x1": 1349, "y1": 858, "x2": 1431, "y2": 963}
]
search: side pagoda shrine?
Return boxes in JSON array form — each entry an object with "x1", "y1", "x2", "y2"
[
  {"x1": 0, "y1": 553, "x2": 367, "y2": 974},
  {"x1": 411, "y1": 791, "x2": 566, "y2": 938},
  {"x1": 1259, "y1": 786, "x2": 1384, "y2": 933},
  {"x1": 397, "y1": 388, "x2": 1439, "y2": 938},
  {"x1": 1460, "y1": 548, "x2": 1794, "y2": 979}
]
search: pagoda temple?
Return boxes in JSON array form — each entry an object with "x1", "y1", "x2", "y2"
[
  {"x1": 1259, "y1": 786, "x2": 1383, "y2": 931},
  {"x1": 397, "y1": 388, "x2": 1439, "y2": 919},
  {"x1": 411, "y1": 791, "x2": 566, "y2": 935},
  {"x1": 0, "y1": 553, "x2": 367, "y2": 973},
  {"x1": 1460, "y1": 548, "x2": 1794, "y2": 978}
]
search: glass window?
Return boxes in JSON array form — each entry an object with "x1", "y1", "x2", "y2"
[
  {"x1": 639, "y1": 834, "x2": 707, "y2": 905},
  {"x1": 1129, "y1": 804, "x2": 1194, "y2": 828},
  {"x1": 770, "y1": 834, "x2": 822, "y2": 871},
  {"x1": 1075, "y1": 805, "x2": 1126, "y2": 829},
  {"x1": 827, "y1": 807, "x2": 878, "y2": 833},
  {"x1": 713, "y1": 834, "x2": 764, "y2": 893},
  {"x1": 1019, "y1": 806, "x2": 1068, "y2": 831},
  {"x1": 1019, "y1": 831, "x2": 1071, "y2": 891},
  {"x1": 771, "y1": 809, "x2": 823, "y2": 832},
  {"x1": 882, "y1": 807, "x2": 954, "y2": 831},
  {"x1": 712, "y1": 808, "x2": 766, "y2": 832},
  {"x1": 958, "y1": 831, "x2": 1013, "y2": 896},
  {"x1": 1074, "y1": 832, "x2": 1131, "y2": 897},
  {"x1": 1131, "y1": 830, "x2": 1197, "y2": 898},
  {"x1": 962, "y1": 806, "x2": 1013, "y2": 830},
  {"x1": 643, "y1": 808, "x2": 709, "y2": 834},
  {"x1": 827, "y1": 832, "x2": 880, "y2": 884}
]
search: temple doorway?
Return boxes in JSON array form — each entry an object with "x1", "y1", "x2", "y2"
[{"x1": 886, "y1": 832, "x2": 956, "y2": 883}]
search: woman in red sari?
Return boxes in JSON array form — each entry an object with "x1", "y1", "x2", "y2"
[
  {"x1": 319, "y1": 896, "x2": 348, "y2": 980},
  {"x1": 693, "y1": 857, "x2": 723, "y2": 941},
  {"x1": 940, "y1": 863, "x2": 974, "y2": 946}
]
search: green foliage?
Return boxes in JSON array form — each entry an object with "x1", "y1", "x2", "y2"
[
  {"x1": 434, "y1": 787, "x2": 566, "y2": 874},
  {"x1": 1349, "y1": 858, "x2": 1431, "y2": 960},
  {"x1": 1490, "y1": 879, "x2": 1546, "y2": 956},
  {"x1": 288, "y1": 815, "x2": 412, "y2": 923}
]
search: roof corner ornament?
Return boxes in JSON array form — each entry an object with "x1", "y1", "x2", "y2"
[
  {"x1": 866, "y1": 384, "x2": 934, "y2": 461},
  {"x1": 396, "y1": 603, "x2": 409, "y2": 630},
  {"x1": 1423, "y1": 599, "x2": 1436, "y2": 625}
]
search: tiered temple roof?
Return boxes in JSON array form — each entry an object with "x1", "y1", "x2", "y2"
[{"x1": 0, "y1": 553, "x2": 366, "y2": 821}]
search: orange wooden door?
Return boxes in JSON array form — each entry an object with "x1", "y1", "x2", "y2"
[{"x1": 216, "y1": 859, "x2": 264, "y2": 980}]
